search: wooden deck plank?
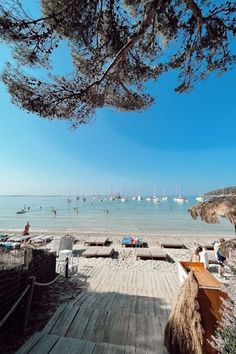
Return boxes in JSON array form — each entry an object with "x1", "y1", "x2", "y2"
[
  {"x1": 124, "y1": 346, "x2": 136, "y2": 354},
  {"x1": 49, "y1": 337, "x2": 86, "y2": 354},
  {"x1": 106, "y1": 310, "x2": 124, "y2": 345},
  {"x1": 80, "y1": 340, "x2": 96, "y2": 354},
  {"x1": 81, "y1": 308, "x2": 101, "y2": 342},
  {"x1": 100, "y1": 307, "x2": 117, "y2": 343},
  {"x1": 116, "y1": 312, "x2": 130, "y2": 346},
  {"x1": 92, "y1": 343, "x2": 107, "y2": 354},
  {"x1": 91, "y1": 309, "x2": 109, "y2": 343},
  {"x1": 126, "y1": 313, "x2": 137, "y2": 347},
  {"x1": 50, "y1": 303, "x2": 74, "y2": 335},
  {"x1": 135, "y1": 314, "x2": 148, "y2": 352},
  {"x1": 151, "y1": 313, "x2": 165, "y2": 353},
  {"x1": 103, "y1": 343, "x2": 125, "y2": 354},
  {"x1": 57, "y1": 305, "x2": 81, "y2": 337},
  {"x1": 66, "y1": 306, "x2": 95, "y2": 339},
  {"x1": 24, "y1": 334, "x2": 59, "y2": 354},
  {"x1": 15, "y1": 332, "x2": 44, "y2": 354},
  {"x1": 105, "y1": 291, "x2": 119, "y2": 311},
  {"x1": 42, "y1": 304, "x2": 67, "y2": 334}
]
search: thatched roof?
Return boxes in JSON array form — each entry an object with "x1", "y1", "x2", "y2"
[
  {"x1": 220, "y1": 239, "x2": 236, "y2": 258},
  {"x1": 188, "y1": 196, "x2": 236, "y2": 225},
  {"x1": 164, "y1": 272, "x2": 204, "y2": 354}
]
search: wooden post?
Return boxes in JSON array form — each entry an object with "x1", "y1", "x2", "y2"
[
  {"x1": 65, "y1": 257, "x2": 69, "y2": 278},
  {"x1": 23, "y1": 249, "x2": 27, "y2": 265},
  {"x1": 22, "y1": 276, "x2": 35, "y2": 334}
]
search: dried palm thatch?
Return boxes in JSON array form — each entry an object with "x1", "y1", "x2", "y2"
[
  {"x1": 220, "y1": 239, "x2": 236, "y2": 258},
  {"x1": 188, "y1": 196, "x2": 236, "y2": 234},
  {"x1": 164, "y1": 272, "x2": 204, "y2": 354}
]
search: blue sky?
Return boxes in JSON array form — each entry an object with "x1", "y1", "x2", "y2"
[{"x1": 0, "y1": 8, "x2": 235, "y2": 196}]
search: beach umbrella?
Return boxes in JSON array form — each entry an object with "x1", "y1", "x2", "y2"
[{"x1": 188, "y1": 196, "x2": 236, "y2": 235}]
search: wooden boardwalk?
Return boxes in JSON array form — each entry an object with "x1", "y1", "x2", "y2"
[{"x1": 17, "y1": 261, "x2": 180, "y2": 354}]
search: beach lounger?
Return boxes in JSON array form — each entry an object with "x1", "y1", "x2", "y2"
[
  {"x1": 136, "y1": 248, "x2": 167, "y2": 260},
  {"x1": 12, "y1": 235, "x2": 31, "y2": 243},
  {"x1": 194, "y1": 241, "x2": 214, "y2": 250},
  {"x1": 31, "y1": 235, "x2": 52, "y2": 244},
  {"x1": 158, "y1": 241, "x2": 186, "y2": 249},
  {"x1": 0, "y1": 242, "x2": 20, "y2": 251},
  {"x1": 7, "y1": 235, "x2": 22, "y2": 242},
  {"x1": 0, "y1": 234, "x2": 9, "y2": 242},
  {"x1": 82, "y1": 247, "x2": 114, "y2": 258},
  {"x1": 84, "y1": 237, "x2": 108, "y2": 246}
]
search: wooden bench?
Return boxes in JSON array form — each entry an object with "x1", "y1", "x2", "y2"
[{"x1": 136, "y1": 248, "x2": 167, "y2": 260}]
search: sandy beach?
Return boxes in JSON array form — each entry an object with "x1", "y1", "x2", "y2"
[{"x1": 1, "y1": 229, "x2": 223, "y2": 271}]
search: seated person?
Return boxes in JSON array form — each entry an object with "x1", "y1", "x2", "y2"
[
  {"x1": 192, "y1": 246, "x2": 203, "y2": 262},
  {"x1": 131, "y1": 237, "x2": 139, "y2": 246},
  {"x1": 192, "y1": 246, "x2": 209, "y2": 268},
  {"x1": 214, "y1": 238, "x2": 226, "y2": 277}
]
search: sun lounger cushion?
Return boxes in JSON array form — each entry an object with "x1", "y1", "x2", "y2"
[
  {"x1": 136, "y1": 248, "x2": 167, "y2": 260},
  {"x1": 82, "y1": 247, "x2": 114, "y2": 258},
  {"x1": 97, "y1": 248, "x2": 114, "y2": 257},
  {"x1": 159, "y1": 242, "x2": 186, "y2": 249},
  {"x1": 84, "y1": 237, "x2": 108, "y2": 246}
]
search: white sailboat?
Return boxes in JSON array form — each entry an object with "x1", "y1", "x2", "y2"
[
  {"x1": 175, "y1": 196, "x2": 187, "y2": 203},
  {"x1": 152, "y1": 185, "x2": 160, "y2": 203},
  {"x1": 121, "y1": 196, "x2": 128, "y2": 202},
  {"x1": 161, "y1": 189, "x2": 168, "y2": 202},
  {"x1": 174, "y1": 187, "x2": 188, "y2": 203},
  {"x1": 153, "y1": 196, "x2": 161, "y2": 203}
]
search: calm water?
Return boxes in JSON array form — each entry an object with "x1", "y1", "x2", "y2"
[{"x1": 0, "y1": 195, "x2": 233, "y2": 236}]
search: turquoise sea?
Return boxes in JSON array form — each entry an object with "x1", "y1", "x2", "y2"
[{"x1": 0, "y1": 195, "x2": 233, "y2": 236}]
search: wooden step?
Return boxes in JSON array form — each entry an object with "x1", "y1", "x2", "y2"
[
  {"x1": 43, "y1": 305, "x2": 165, "y2": 353},
  {"x1": 16, "y1": 333, "x2": 137, "y2": 354}
]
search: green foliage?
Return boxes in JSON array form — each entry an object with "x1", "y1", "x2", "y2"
[{"x1": 0, "y1": 0, "x2": 235, "y2": 126}]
